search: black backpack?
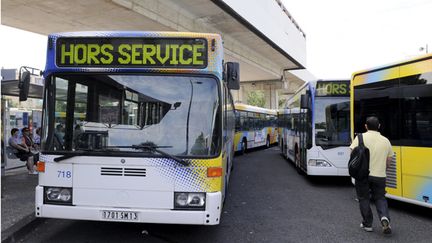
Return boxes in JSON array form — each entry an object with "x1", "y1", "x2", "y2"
[{"x1": 348, "y1": 133, "x2": 370, "y2": 180}]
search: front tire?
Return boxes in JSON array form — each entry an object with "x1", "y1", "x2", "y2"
[
  {"x1": 240, "y1": 140, "x2": 247, "y2": 155},
  {"x1": 295, "y1": 146, "x2": 302, "y2": 174}
]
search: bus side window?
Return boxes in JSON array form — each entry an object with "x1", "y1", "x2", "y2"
[
  {"x1": 235, "y1": 112, "x2": 240, "y2": 131},
  {"x1": 241, "y1": 116, "x2": 247, "y2": 131},
  {"x1": 288, "y1": 115, "x2": 292, "y2": 129},
  {"x1": 141, "y1": 101, "x2": 172, "y2": 128}
]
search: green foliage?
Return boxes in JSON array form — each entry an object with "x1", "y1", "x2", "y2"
[
  {"x1": 278, "y1": 98, "x2": 287, "y2": 108},
  {"x1": 247, "y1": 91, "x2": 265, "y2": 108}
]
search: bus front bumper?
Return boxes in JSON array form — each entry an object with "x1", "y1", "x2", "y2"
[
  {"x1": 35, "y1": 186, "x2": 222, "y2": 225},
  {"x1": 307, "y1": 165, "x2": 349, "y2": 176}
]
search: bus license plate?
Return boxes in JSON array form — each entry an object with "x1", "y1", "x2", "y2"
[{"x1": 102, "y1": 210, "x2": 138, "y2": 221}]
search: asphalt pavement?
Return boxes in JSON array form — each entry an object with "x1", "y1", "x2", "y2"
[
  {"x1": 1, "y1": 166, "x2": 43, "y2": 243},
  {"x1": 3, "y1": 147, "x2": 432, "y2": 242}
]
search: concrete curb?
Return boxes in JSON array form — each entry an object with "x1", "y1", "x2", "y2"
[{"x1": 1, "y1": 213, "x2": 45, "y2": 243}]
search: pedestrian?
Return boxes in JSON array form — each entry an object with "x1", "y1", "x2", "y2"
[
  {"x1": 350, "y1": 116, "x2": 393, "y2": 234},
  {"x1": 8, "y1": 128, "x2": 37, "y2": 174}
]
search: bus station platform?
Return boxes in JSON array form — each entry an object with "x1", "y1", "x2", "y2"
[{"x1": 1, "y1": 167, "x2": 43, "y2": 242}]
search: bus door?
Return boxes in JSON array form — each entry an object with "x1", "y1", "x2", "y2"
[{"x1": 299, "y1": 108, "x2": 308, "y2": 171}]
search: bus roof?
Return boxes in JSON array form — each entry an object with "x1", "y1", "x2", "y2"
[
  {"x1": 351, "y1": 53, "x2": 432, "y2": 80},
  {"x1": 234, "y1": 103, "x2": 277, "y2": 115},
  {"x1": 277, "y1": 107, "x2": 303, "y2": 114},
  {"x1": 44, "y1": 31, "x2": 224, "y2": 78}
]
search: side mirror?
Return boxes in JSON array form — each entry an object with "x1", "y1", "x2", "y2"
[
  {"x1": 171, "y1": 102, "x2": 181, "y2": 110},
  {"x1": 19, "y1": 71, "x2": 31, "y2": 101},
  {"x1": 300, "y1": 94, "x2": 309, "y2": 109},
  {"x1": 225, "y1": 62, "x2": 240, "y2": 90}
]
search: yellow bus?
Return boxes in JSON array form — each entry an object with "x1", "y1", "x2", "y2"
[
  {"x1": 351, "y1": 54, "x2": 432, "y2": 208},
  {"x1": 33, "y1": 31, "x2": 240, "y2": 225},
  {"x1": 234, "y1": 103, "x2": 278, "y2": 154}
]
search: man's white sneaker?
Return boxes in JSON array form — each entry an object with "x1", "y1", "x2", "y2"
[
  {"x1": 360, "y1": 223, "x2": 373, "y2": 232},
  {"x1": 381, "y1": 217, "x2": 392, "y2": 234}
]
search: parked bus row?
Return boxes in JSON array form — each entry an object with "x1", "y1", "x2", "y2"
[{"x1": 14, "y1": 31, "x2": 430, "y2": 229}]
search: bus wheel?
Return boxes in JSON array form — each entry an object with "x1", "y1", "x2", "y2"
[
  {"x1": 241, "y1": 140, "x2": 247, "y2": 155},
  {"x1": 223, "y1": 174, "x2": 228, "y2": 206},
  {"x1": 295, "y1": 148, "x2": 302, "y2": 175}
]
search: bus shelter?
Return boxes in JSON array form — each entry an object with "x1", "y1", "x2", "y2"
[{"x1": 1, "y1": 68, "x2": 43, "y2": 173}]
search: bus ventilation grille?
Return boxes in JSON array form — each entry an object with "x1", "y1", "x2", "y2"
[
  {"x1": 386, "y1": 153, "x2": 397, "y2": 189},
  {"x1": 101, "y1": 167, "x2": 146, "y2": 177}
]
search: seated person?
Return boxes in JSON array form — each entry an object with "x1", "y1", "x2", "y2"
[
  {"x1": 22, "y1": 127, "x2": 40, "y2": 163},
  {"x1": 22, "y1": 127, "x2": 35, "y2": 150},
  {"x1": 8, "y1": 128, "x2": 37, "y2": 174}
]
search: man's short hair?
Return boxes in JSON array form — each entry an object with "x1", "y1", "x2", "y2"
[{"x1": 366, "y1": 116, "x2": 380, "y2": 131}]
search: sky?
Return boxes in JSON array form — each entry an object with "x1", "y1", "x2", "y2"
[
  {"x1": 0, "y1": 25, "x2": 47, "y2": 71},
  {"x1": 282, "y1": 0, "x2": 432, "y2": 79},
  {"x1": 1, "y1": 0, "x2": 432, "y2": 79}
]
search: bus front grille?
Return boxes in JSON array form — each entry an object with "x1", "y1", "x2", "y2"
[
  {"x1": 101, "y1": 167, "x2": 146, "y2": 177},
  {"x1": 386, "y1": 153, "x2": 397, "y2": 189}
]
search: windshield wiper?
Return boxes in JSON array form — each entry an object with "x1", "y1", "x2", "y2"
[
  {"x1": 53, "y1": 145, "x2": 189, "y2": 166},
  {"x1": 129, "y1": 144, "x2": 190, "y2": 166},
  {"x1": 131, "y1": 143, "x2": 190, "y2": 166}
]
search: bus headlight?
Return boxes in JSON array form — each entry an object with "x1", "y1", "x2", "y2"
[
  {"x1": 44, "y1": 187, "x2": 73, "y2": 205},
  {"x1": 174, "y1": 192, "x2": 205, "y2": 210},
  {"x1": 308, "y1": 159, "x2": 332, "y2": 167}
]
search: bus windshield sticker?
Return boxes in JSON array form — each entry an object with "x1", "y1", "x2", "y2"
[{"x1": 56, "y1": 37, "x2": 208, "y2": 69}]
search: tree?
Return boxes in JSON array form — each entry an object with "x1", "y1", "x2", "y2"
[
  {"x1": 247, "y1": 91, "x2": 265, "y2": 107},
  {"x1": 278, "y1": 98, "x2": 287, "y2": 108}
]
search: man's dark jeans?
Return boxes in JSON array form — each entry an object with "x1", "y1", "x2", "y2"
[{"x1": 355, "y1": 176, "x2": 390, "y2": 227}]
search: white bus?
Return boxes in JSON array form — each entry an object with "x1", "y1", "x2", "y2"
[
  {"x1": 279, "y1": 80, "x2": 351, "y2": 176},
  {"x1": 234, "y1": 103, "x2": 278, "y2": 154},
  {"x1": 32, "y1": 31, "x2": 240, "y2": 225}
]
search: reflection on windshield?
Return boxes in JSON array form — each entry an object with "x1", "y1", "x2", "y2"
[
  {"x1": 45, "y1": 74, "x2": 220, "y2": 157},
  {"x1": 314, "y1": 98, "x2": 350, "y2": 148}
]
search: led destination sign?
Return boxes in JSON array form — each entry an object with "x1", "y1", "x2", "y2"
[
  {"x1": 56, "y1": 37, "x2": 208, "y2": 68},
  {"x1": 316, "y1": 81, "x2": 350, "y2": 96}
]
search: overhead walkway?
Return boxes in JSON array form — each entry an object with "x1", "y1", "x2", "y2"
[{"x1": 2, "y1": 0, "x2": 308, "y2": 108}]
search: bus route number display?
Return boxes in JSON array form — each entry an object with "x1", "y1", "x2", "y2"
[
  {"x1": 316, "y1": 81, "x2": 350, "y2": 96},
  {"x1": 56, "y1": 37, "x2": 208, "y2": 68}
]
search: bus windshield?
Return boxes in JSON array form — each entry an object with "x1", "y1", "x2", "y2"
[
  {"x1": 314, "y1": 97, "x2": 350, "y2": 148},
  {"x1": 43, "y1": 74, "x2": 221, "y2": 157}
]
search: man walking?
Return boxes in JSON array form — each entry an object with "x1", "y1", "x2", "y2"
[{"x1": 350, "y1": 116, "x2": 393, "y2": 234}]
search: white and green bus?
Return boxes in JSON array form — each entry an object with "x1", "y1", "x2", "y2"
[
  {"x1": 279, "y1": 80, "x2": 351, "y2": 176},
  {"x1": 32, "y1": 31, "x2": 240, "y2": 225},
  {"x1": 234, "y1": 103, "x2": 278, "y2": 154}
]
